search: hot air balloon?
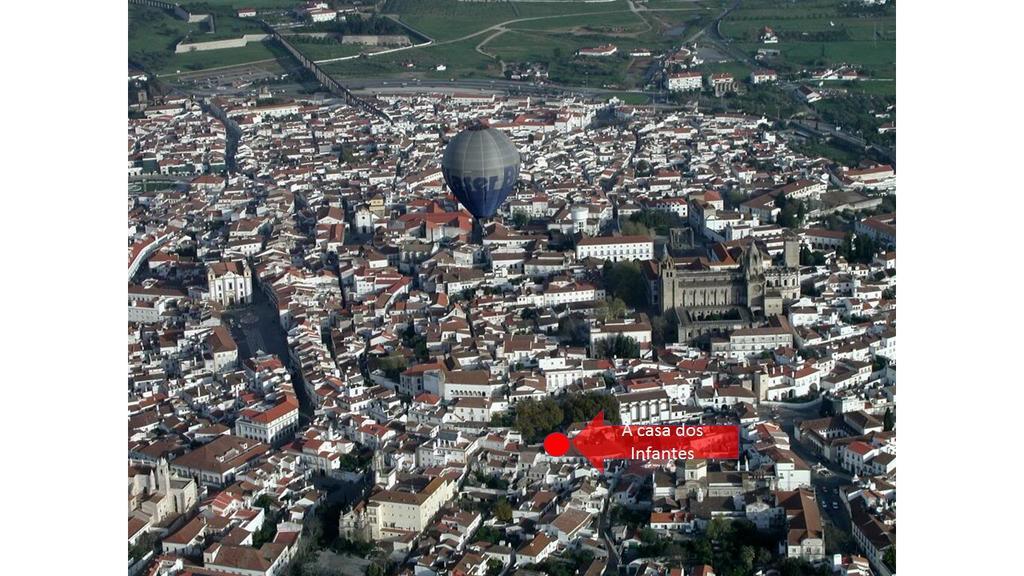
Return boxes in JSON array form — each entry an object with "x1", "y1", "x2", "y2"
[{"x1": 441, "y1": 123, "x2": 521, "y2": 223}]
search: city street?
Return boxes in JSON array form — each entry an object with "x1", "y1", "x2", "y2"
[{"x1": 223, "y1": 289, "x2": 316, "y2": 420}]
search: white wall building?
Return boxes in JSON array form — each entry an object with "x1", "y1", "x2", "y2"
[
  {"x1": 666, "y1": 72, "x2": 703, "y2": 92},
  {"x1": 207, "y1": 260, "x2": 253, "y2": 306},
  {"x1": 576, "y1": 235, "x2": 653, "y2": 262}
]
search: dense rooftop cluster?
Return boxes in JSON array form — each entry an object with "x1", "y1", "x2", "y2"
[{"x1": 128, "y1": 88, "x2": 895, "y2": 576}]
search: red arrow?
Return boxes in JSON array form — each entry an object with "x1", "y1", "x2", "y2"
[{"x1": 560, "y1": 411, "x2": 740, "y2": 472}]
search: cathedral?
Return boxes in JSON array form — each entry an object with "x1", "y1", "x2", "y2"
[
  {"x1": 128, "y1": 457, "x2": 198, "y2": 528},
  {"x1": 659, "y1": 236, "x2": 801, "y2": 342}
]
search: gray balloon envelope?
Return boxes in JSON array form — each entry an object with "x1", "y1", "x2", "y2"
[{"x1": 441, "y1": 126, "x2": 521, "y2": 219}]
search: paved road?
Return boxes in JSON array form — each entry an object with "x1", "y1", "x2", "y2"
[{"x1": 779, "y1": 415, "x2": 856, "y2": 537}]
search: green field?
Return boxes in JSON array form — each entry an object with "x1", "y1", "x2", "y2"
[
  {"x1": 643, "y1": 0, "x2": 724, "y2": 8},
  {"x1": 788, "y1": 136, "x2": 868, "y2": 168},
  {"x1": 284, "y1": 38, "x2": 367, "y2": 62},
  {"x1": 489, "y1": 30, "x2": 636, "y2": 87},
  {"x1": 129, "y1": 5, "x2": 192, "y2": 63},
  {"x1": 322, "y1": 38, "x2": 499, "y2": 80},
  {"x1": 841, "y1": 79, "x2": 896, "y2": 97},
  {"x1": 509, "y1": 11, "x2": 648, "y2": 32},
  {"x1": 168, "y1": 42, "x2": 284, "y2": 73},
  {"x1": 382, "y1": 0, "x2": 634, "y2": 42},
  {"x1": 720, "y1": 0, "x2": 895, "y2": 77},
  {"x1": 323, "y1": 0, "x2": 714, "y2": 87},
  {"x1": 180, "y1": 0, "x2": 295, "y2": 8},
  {"x1": 130, "y1": 4, "x2": 280, "y2": 74}
]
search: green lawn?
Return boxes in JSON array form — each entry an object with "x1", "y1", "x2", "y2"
[
  {"x1": 285, "y1": 40, "x2": 366, "y2": 62},
  {"x1": 129, "y1": 4, "x2": 192, "y2": 69},
  {"x1": 167, "y1": 42, "x2": 282, "y2": 74},
  {"x1": 696, "y1": 61, "x2": 753, "y2": 79},
  {"x1": 781, "y1": 41, "x2": 895, "y2": 77},
  {"x1": 841, "y1": 79, "x2": 896, "y2": 97}
]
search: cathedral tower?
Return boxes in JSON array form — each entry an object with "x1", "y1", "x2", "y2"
[
  {"x1": 744, "y1": 241, "x2": 765, "y2": 314},
  {"x1": 659, "y1": 252, "x2": 677, "y2": 313}
]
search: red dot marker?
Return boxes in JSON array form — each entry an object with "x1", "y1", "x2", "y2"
[{"x1": 544, "y1": 432, "x2": 570, "y2": 457}]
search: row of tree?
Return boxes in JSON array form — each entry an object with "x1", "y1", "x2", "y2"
[{"x1": 512, "y1": 392, "x2": 622, "y2": 443}]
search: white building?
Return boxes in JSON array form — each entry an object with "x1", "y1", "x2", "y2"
[
  {"x1": 616, "y1": 388, "x2": 684, "y2": 425},
  {"x1": 751, "y1": 69, "x2": 778, "y2": 85},
  {"x1": 576, "y1": 235, "x2": 653, "y2": 262},
  {"x1": 235, "y1": 399, "x2": 300, "y2": 445},
  {"x1": 666, "y1": 71, "x2": 703, "y2": 92},
  {"x1": 367, "y1": 473, "x2": 458, "y2": 539},
  {"x1": 590, "y1": 315, "x2": 653, "y2": 359},
  {"x1": 711, "y1": 325, "x2": 794, "y2": 360},
  {"x1": 207, "y1": 260, "x2": 253, "y2": 306}
]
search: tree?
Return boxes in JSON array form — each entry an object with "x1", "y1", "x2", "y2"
[
  {"x1": 557, "y1": 315, "x2": 589, "y2": 346},
  {"x1": 687, "y1": 538, "x2": 713, "y2": 566},
  {"x1": 512, "y1": 211, "x2": 529, "y2": 228},
  {"x1": 883, "y1": 546, "x2": 895, "y2": 571},
  {"x1": 603, "y1": 261, "x2": 649, "y2": 308},
  {"x1": 514, "y1": 398, "x2": 563, "y2": 443},
  {"x1": 486, "y1": 559, "x2": 504, "y2": 576},
  {"x1": 376, "y1": 355, "x2": 407, "y2": 380},
  {"x1": 706, "y1": 517, "x2": 734, "y2": 542},
  {"x1": 128, "y1": 532, "x2": 158, "y2": 563},
  {"x1": 620, "y1": 219, "x2": 650, "y2": 237},
  {"x1": 494, "y1": 498, "x2": 513, "y2": 523},
  {"x1": 653, "y1": 308, "x2": 679, "y2": 347},
  {"x1": 476, "y1": 525, "x2": 503, "y2": 544},
  {"x1": 800, "y1": 245, "x2": 827, "y2": 266},
  {"x1": 252, "y1": 518, "x2": 278, "y2": 548},
  {"x1": 630, "y1": 210, "x2": 678, "y2": 235},
  {"x1": 561, "y1": 392, "x2": 621, "y2": 426},
  {"x1": 254, "y1": 494, "x2": 276, "y2": 511},
  {"x1": 738, "y1": 546, "x2": 756, "y2": 573},
  {"x1": 595, "y1": 297, "x2": 628, "y2": 322},
  {"x1": 594, "y1": 334, "x2": 640, "y2": 359},
  {"x1": 775, "y1": 194, "x2": 806, "y2": 229},
  {"x1": 883, "y1": 407, "x2": 895, "y2": 431},
  {"x1": 842, "y1": 234, "x2": 878, "y2": 264},
  {"x1": 724, "y1": 188, "x2": 747, "y2": 209}
]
